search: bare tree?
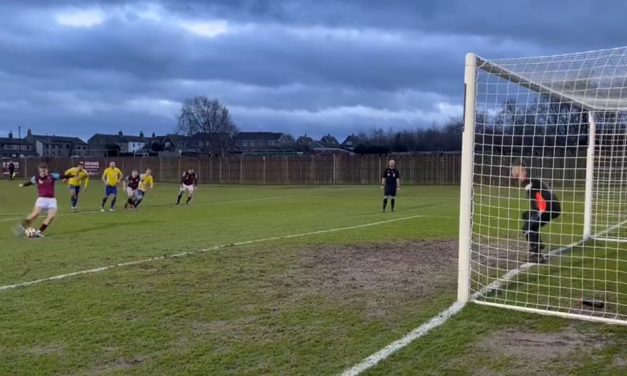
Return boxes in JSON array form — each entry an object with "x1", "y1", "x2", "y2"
[{"x1": 177, "y1": 96, "x2": 239, "y2": 155}]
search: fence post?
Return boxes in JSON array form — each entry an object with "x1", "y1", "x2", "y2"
[
  {"x1": 159, "y1": 157, "x2": 163, "y2": 182},
  {"x1": 240, "y1": 156, "x2": 244, "y2": 184},
  {"x1": 198, "y1": 157, "x2": 202, "y2": 184},
  {"x1": 219, "y1": 157, "x2": 222, "y2": 184},
  {"x1": 178, "y1": 157, "x2": 181, "y2": 181},
  {"x1": 332, "y1": 154, "x2": 337, "y2": 184},
  {"x1": 285, "y1": 156, "x2": 289, "y2": 184},
  {"x1": 359, "y1": 155, "x2": 364, "y2": 184},
  {"x1": 263, "y1": 156, "x2": 266, "y2": 185},
  {"x1": 411, "y1": 156, "x2": 416, "y2": 185}
]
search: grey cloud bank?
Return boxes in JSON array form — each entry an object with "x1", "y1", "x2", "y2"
[{"x1": 0, "y1": 0, "x2": 624, "y2": 139}]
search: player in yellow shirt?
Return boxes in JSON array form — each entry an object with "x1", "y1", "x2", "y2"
[
  {"x1": 64, "y1": 162, "x2": 90, "y2": 212},
  {"x1": 134, "y1": 168, "x2": 154, "y2": 208},
  {"x1": 101, "y1": 161, "x2": 123, "y2": 212}
]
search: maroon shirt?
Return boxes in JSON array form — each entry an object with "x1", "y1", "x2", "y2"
[
  {"x1": 30, "y1": 173, "x2": 61, "y2": 198},
  {"x1": 126, "y1": 175, "x2": 141, "y2": 190},
  {"x1": 181, "y1": 172, "x2": 197, "y2": 186}
]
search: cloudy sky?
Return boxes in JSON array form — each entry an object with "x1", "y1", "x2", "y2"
[{"x1": 0, "y1": 0, "x2": 624, "y2": 140}]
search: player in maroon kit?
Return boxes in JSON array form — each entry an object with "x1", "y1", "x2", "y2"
[
  {"x1": 123, "y1": 170, "x2": 141, "y2": 209},
  {"x1": 176, "y1": 168, "x2": 198, "y2": 205},
  {"x1": 17, "y1": 163, "x2": 71, "y2": 238}
]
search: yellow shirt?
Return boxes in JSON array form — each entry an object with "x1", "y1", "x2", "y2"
[
  {"x1": 102, "y1": 167, "x2": 123, "y2": 186},
  {"x1": 139, "y1": 174, "x2": 154, "y2": 191},
  {"x1": 65, "y1": 168, "x2": 90, "y2": 188}
]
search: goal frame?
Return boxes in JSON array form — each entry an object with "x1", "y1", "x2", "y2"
[{"x1": 457, "y1": 52, "x2": 627, "y2": 326}]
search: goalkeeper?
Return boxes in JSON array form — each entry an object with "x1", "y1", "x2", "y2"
[{"x1": 511, "y1": 163, "x2": 561, "y2": 262}]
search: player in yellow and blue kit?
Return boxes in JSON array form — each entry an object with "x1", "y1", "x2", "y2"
[
  {"x1": 101, "y1": 161, "x2": 123, "y2": 212},
  {"x1": 65, "y1": 162, "x2": 90, "y2": 212},
  {"x1": 134, "y1": 168, "x2": 154, "y2": 208}
]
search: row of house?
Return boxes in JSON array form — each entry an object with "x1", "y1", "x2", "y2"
[
  {"x1": 0, "y1": 129, "x2": 360, "y2": 158},
  {"x1": 0, "y1": 129, "x2": 87, "y2": 158}
]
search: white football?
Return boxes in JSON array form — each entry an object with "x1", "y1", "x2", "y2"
[{"x1": 24, "y1": 227, "x2": 37, "y2": 238}]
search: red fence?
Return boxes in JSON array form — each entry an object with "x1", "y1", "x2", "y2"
[{"x1": 2, "y1": 154, "x2": 462, "y2": 185}]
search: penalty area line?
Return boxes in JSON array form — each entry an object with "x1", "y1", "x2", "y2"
[
  {"x1": 339, "y1": 302, "x2": 465, "y2": 376},
  {"x1": 0, "y1": 214, "x2": 424, "y2": 293}
]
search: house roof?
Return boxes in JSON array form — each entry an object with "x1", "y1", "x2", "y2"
[
  {"x1": 189, "y1": 132, "x2": 231, "y2": 141},
  {"x1": 296, "y1": 135, "x2": 314, "y2": 144},
  {"x1": 161, "y1": 134, "x2": 189, "y2": 144},
  {"x1": 0, "y1": 137, "x2": 23, "y2": 145},
  {"x1": 234, "y1": 132, "x2": 284, "y2": 141},
  {"x1": 89, "y1": 133, "x2": 145, "y2": 143},
  {"x1": 342, "y1": 134, "x2": 360, "y2": 144},
  {"x1": 31, "y1": 134, "x2": 87, "y2": 145},
  {"x1": 320, "y1": 135, "x2": 339, "y2": 145}
]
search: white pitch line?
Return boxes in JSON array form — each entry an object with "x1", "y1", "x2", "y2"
[
  {"x1": 0, "y1": 196, "x2": 290, "y2": 223},
  {"x1": 340, "y1": 302, "x2": 465, "y2": 376},
  {"x1": 0, "y1": 212, "x2": 25, "y2": 217},
  {"x1": 340, "y1": 218, "x2": 627, "y2": 376},
  {"x1": 0, "y1": 214, "x2": 424, "y2": 292}
]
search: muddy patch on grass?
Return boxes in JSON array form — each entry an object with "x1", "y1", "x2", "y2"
[
  {"x1": 474, "y1": 326, "x2": 617, "y2": 375},
  {"x1": 23, "y1": 343, "x2": 66, "y2": 357},
  {"x1": 81, "y1": 356, "x2": 147, "y2": 376},
  {"x1": 613, "y1": 356, "x2": 627, "y2": 368},
  {"x1": 281, "y1": 240, "x2": 458, "y2": 319},
  {"x1": 298, "y1": 240, "x2": 457, "y2": 296},
  {"x1": 472, "y1": 236, "x2": 531, "y2": 274}
]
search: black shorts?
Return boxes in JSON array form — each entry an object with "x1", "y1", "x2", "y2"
[
  {"x1": 384, "y1": 186, "x2": 397, "y2": 197},
  {"x1": 522, "y1": 210, "x2": 560, "y2": 230}
]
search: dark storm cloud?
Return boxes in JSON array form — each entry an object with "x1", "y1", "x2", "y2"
[{"x1": 0, "y1": 0, "x2": 624, "y2": 138}]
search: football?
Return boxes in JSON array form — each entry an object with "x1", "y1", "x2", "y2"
[{"x1": 24, "y1": 227, "x2": 37, "y2": 238}]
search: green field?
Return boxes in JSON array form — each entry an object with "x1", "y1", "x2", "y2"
[{"x1": 0, "y1": 180, "x2": 625, "y2": 375}]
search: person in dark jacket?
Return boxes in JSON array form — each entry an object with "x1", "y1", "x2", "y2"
[
  {"x1": 8, "y1": 162, "x2": 15, "y2": 180},
  {"x1": 511, "y1": 163, "x2": 561, "y2": 263}
]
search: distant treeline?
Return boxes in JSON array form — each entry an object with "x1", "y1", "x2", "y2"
[
  {"x1": 352, "y1": 117, "x2": 463, "y2": 154},
  {"x1": 352, "y1": 96, "x2": 627, "y2": 155}
]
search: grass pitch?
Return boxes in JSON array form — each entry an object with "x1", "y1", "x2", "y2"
[{"x1": 0, "y1": 180, "x2": 625, "y2": 375}]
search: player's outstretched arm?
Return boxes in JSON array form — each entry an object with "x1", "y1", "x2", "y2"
[{"x1": 19, "y1": 176, "x2": 36, "y2": 187}]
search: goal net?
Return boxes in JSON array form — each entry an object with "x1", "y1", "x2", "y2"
[{"x1": 458, "y1": 48, "x2": 627, "y2": 325}]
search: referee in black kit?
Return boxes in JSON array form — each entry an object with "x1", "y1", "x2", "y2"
[{"x1": 381, "y1": 159, "x2": 400, "y2": 212}]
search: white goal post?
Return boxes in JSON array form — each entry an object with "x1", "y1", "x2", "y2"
[{"x1": 458, "y1": 48, "x2": 627, "y2": 325}]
